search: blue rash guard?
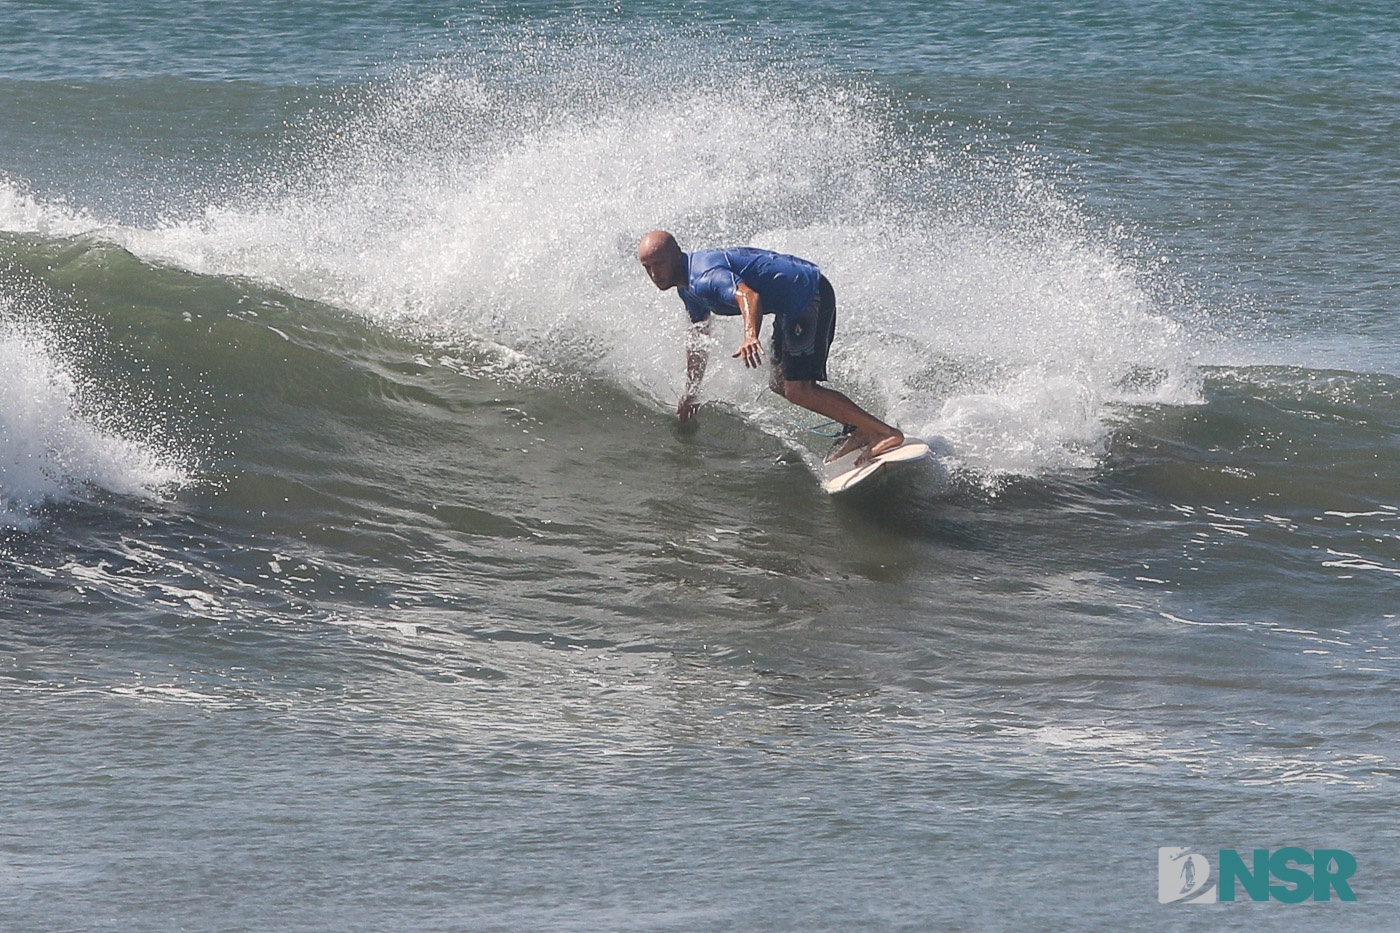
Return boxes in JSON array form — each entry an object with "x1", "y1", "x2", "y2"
[{"x1": 678, "y1": 248, "x2": 821, "y2": 327}]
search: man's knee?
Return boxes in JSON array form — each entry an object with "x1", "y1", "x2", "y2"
[{"x1": 782, "y1": 380, "x2": 818, "y2": 405}]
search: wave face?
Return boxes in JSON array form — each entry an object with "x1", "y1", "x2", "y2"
[
  {"x1": 0, "y1": 269, "x2": 186, "y2": 528},
  {"x1": 2, "y1": 32, "x2": 1200, "y2": 486},
  {"x1": 4, "y1": 8, "x2": 1400, "y2": 933}
]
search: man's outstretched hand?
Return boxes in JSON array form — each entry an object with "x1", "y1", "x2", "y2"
[{"x1": 732, "y1": 336, "x2": 764, "y2": 369}]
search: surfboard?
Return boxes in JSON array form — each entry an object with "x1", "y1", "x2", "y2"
[{"x1": 821, "y1": 438, "x2": 933, "y2": 494}]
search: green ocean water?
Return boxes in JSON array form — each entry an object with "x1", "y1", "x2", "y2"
[{"x1": 2, "y1": 2, "x2": 1398, "y2": 930}]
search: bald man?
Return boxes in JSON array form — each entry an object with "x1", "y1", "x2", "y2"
[{"x1": 639, "y1": 230, "x2": 902, "y2": 463}]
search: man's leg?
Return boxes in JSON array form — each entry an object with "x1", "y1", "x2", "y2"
[
  {"x1": 778, "y1": 379, "x2": 903, "y2": 462},
  {"x1": 772, "y1": 277, "x2": 902, "y2": 462}
]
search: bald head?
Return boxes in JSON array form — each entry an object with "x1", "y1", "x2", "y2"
[
  {"x1": 639, "y1": 229, "x2": 685, "y2": 290},
  {"x1": 639, "y1": 229, "x2": 679, "y2": 260}
]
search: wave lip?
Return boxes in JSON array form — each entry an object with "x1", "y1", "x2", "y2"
[
  {"x1": 0, "y1": 178, "x2": 102, "y2": 238},
  {"x1": 0, "y1": 319, "x2": 187, "y2": 529},
  {"x1": 1, "y1": 32, "x2": 1208, "y2": 487}
]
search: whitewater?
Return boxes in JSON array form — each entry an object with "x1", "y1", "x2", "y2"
[{"x1": 3, "y1": 6, "x2": 1397, "y2": 932}]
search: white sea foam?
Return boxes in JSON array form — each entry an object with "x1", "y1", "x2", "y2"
[
  {"x1": 1, "y1": 34, "x2": 1204, "y2": 485},
  {"x1": 0, "y1": 178, "x2": 102, "y2": 238},
  {"x1": 0, "y1": 314, "x2": 187, "y2": 529}
]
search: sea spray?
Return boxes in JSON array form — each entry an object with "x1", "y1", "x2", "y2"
[
  {"x1": 2, "y1": 29, "x2": 1203, "y2": 486},
  {"x1": 0, "y1": 271, "x2": 188, "y2": 527}
]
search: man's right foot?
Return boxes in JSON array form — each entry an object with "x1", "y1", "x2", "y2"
[
  {"x1": 855, "y1": 430, "x2": 905, "y2": 465},
  {"x1": 827, "y1": 427, "x2": 906, "y2": 463}
]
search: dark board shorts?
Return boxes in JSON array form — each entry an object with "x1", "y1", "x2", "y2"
[{"x1": 771, "y1": 275, "x2": 836, "y2": 383}]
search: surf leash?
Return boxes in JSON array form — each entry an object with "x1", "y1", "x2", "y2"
[{"x1": 793, "y1": 419, "x2": 853, "y2": 438}]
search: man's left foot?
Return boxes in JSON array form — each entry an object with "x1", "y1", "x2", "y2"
[{"x1": 825, "y1": 425, "x2": 862, "y2": 462}]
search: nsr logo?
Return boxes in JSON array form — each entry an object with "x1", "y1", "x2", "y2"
[{"x1": 1159, "y1": 847, "x2": 1357, "y2": 904}]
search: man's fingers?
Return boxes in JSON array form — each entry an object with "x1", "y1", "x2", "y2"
[{"x1": 732, "y1": 343, "x2": 763, "y2": 367}]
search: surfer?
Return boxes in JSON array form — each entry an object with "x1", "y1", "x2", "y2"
[{"x1": 638, "y1": 230, "x2": 903, "y2": 462}]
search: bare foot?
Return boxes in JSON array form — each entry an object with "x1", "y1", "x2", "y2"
[
  {"x1": 854, "y1": 430, "x2": 905, "y2": 466},
  {"x1": 826, "y1": 428, "x2": 864, "y2": 462}
]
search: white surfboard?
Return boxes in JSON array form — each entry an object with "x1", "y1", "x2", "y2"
[{"x1": 821, "y1": 438, "x2": 933, "y2": 494}]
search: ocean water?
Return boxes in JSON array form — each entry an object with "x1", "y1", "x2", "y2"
[{"x1": 2, "y1": 2, "x2": 1398, "y2": 930}]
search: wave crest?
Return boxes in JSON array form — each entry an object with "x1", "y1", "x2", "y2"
[
  {"x1": 2, "y1": 30, "x2": 1203, "y2": 484},
  {"x1": 0, "y1": 287, "x2": 188, "y2": 529}
]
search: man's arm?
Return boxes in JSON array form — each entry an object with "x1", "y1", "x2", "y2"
[
  {"x1": 679, "y1": 317, "x2": 711, "y2": 421},
  {"x1": 731, "y1": 282, "x2": 763, "y2": 368}
]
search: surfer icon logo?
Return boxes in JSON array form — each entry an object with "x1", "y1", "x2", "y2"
[{"x1": 1158, "y1": 847, "x2": 1217, "y2": 904}]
